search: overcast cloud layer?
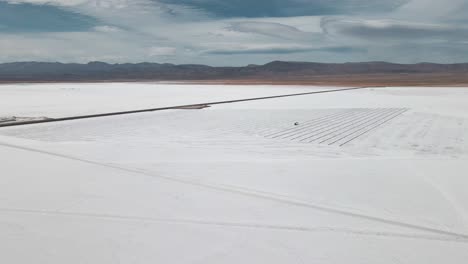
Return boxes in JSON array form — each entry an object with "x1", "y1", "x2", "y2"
[{"x1": 1, "y1": 0, "x2": 467, "y2": 65}]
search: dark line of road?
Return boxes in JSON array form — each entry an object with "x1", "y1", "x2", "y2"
[{"x1": 0, "y1": 86, "x2": 378, "y2": 128}]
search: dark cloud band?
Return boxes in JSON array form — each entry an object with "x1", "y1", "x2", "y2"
[
  {"x1": 0, "y1": 2, "x2": 97, "y2": 33},
  {"x1": 158, "y1": 0, "x2": 407, "y2": 18},
  {"x1": 322, "y1": 18, "x2": 468, "y2": 41}
]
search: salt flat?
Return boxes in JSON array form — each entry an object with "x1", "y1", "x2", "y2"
[
  {"x1": 0, "y1": 82, "x2": 319, "y2": 117},
  {"x1": 1, "y1": 83, "x2": 468, "y2": 263}
]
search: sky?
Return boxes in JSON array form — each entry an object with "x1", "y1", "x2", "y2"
[{"x1": 1, "y1": 0, "x2": 468, "y2": 65}]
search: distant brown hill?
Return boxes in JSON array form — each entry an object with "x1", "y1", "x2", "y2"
[{"x1": 1, "y1": 61, "x2": 468, "y2": 86}]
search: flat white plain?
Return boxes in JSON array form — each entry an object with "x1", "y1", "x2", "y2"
[{"x1": 1, "y1": 83, "x2": 468, "y2": 264}]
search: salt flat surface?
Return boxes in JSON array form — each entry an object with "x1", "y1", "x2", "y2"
[
  {"x1": 0, "y1": 82, "x2": 320, "y2": 117},
  {"x1": 1, "y1": 84, "x2": 468, "y2": 263}
]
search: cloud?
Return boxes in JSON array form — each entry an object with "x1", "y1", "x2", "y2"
[
  {"x1": 148, "y1": 47, "x2": 177, "y2": 56},
  {"x1": 0, "y1": 2, "x2": 97, "y2": 32},
  {"x1": 5, "y1": 0, "x2": 126, "y2": 7},
  {"x1": 1, "y1": 0, "x2": 468, "y2": 65},
  {"x1": 157, "y1": 0, "x2": 408, "y2": 18},
  {"x1": 227, "y1": 21, "x2": 309, "y2": 40},
  {"x1": 204, "y1": 44, "x2": 365, "y2": 55},
  {"x1": 395, "y1": 0, "x2": 467, "y2": 20},
  {"x1": 5, "y1": 0, "x2": 71, "y2": 5},
  {"x1": 93, "y1": 25, "x2": 122, "y2": 33},
  {"x1": 322, "y1": 18, "x2": 468, "y2": 41}
]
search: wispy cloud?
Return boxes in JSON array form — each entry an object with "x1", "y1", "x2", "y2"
[
  {"x1": 204, "y1": 44, "x2": 365, "y2": 55},
  {"x1": 227, "y1": 22, "x2": 311, "y2": 40},
  {"x1": 322, "y1": 18, "x2": 468, "y2": 41}
]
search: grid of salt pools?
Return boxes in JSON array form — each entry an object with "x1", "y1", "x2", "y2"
[
  {"x1": 0, "y1": 108, "x2": 408, "y2": 147},
  {"x1": 262, "y1": 108, "x2": 408, "y2": 146}
]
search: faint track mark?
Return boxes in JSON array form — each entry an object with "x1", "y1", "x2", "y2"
[{"x1": 1, "y1": 140, "x2": 467, "y2": 241}]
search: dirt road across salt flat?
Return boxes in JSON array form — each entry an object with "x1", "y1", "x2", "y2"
[{"x1": 0, "y1": 86, "x2": 371, "y2": 128}]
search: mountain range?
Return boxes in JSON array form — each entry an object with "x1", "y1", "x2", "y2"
[{"x1": 1, "y1": 61, "x2": 468, "y2": 85}]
